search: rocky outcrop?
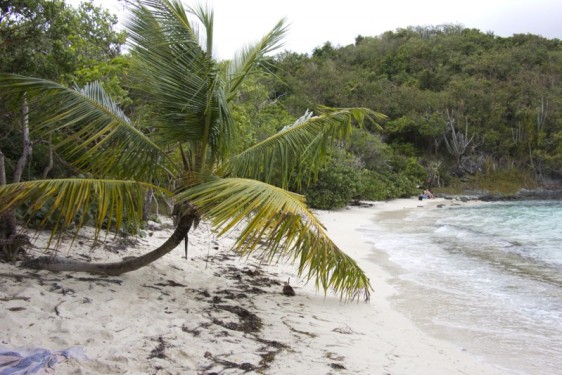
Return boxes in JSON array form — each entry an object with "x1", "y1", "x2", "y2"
[
  {"x1": 438, "y1": 187, "x2": 562, "y2": 202},
  {"x1": 479, "y1": 188, "x2": 562, "y2": 201}
]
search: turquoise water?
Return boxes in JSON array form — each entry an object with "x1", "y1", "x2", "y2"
[{"x1": 362, "y1": 201, "x2": 562, "y2": 375}]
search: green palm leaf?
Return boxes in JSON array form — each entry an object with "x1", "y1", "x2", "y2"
[
  {"x1": 0, "y1": 178, "x2": 162, "y2": 243},
  {"x1": 224, "y1": 107, "x2": 385, "y2": 188},
  {"x1": 187, "y1": 2, "x2": 215, "y2": 55},
  {"x1": 178, "y1": 177, "x2": 372, "y2": 300},
  {"x1": 0, "y1": 74, "x2": 173, "y2": 182},
  {"x1": 225, "y1": 18, "x2": 288, "y2": 102},
  {"x1": 126, "y1": 0, "x2": 232, "y2": 169}
]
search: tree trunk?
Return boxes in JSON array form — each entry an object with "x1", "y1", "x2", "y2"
[
  {"x1": 0, "y1": 210, "x2": 19, "y2": 260},
  {"x1": 142, "y1": 189, "x2": 153, "y2": 221},
  {"x1": 13, "y1": 96, "x2": 32, "y2": 183},
  {"x1": 41, "y1": 136, "x2": 54, "y2": 179},
  {"x1": 1, "y1": 141, "x2": 18, "y2": 259},
  {"x1": 0, "y1": 97, "x2": 33, "y2": 259},
  {"x1": 0, "y1": 150, "x2": 9, "y2": 258},
  {"x1": 0, "y1": 150, "x2": 6, "y2": 187},
  {"x1": 23, "y1": 205, "x2": 199, "y2": 276}
]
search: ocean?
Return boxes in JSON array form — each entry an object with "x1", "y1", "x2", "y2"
[{"x1": 361, "y1": 200, "x2": 562, "y2": 375}]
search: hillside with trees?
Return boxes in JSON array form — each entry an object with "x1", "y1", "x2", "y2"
[{"x1": 266, "y1": 26, "x2": 561, "y2": 205}]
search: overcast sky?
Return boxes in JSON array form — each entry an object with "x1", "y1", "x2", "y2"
[{"x1": 70, "y1": 0, "x2": 562, "y2": 59}]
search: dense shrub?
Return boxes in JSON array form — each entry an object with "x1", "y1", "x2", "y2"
[
  {"x1": 302, "y1": 147, "x2": 422, "y2": 209},
  {"x1": 348, "y1": 128, "x2": 391, "y2": 170},
  {"x1": 302, "y1": 150, "x2": 363, "y2": 209},
  {"x1": 359, "y1": 170, "x2": 419, "y2": 201}
]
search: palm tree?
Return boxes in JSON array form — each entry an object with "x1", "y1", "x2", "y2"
[{"x1": 0, "y1": 0, "x2": 381, "y2": 300}]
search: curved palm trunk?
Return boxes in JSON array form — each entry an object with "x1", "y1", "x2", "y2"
[{"x1": 23, "y1": 209, "x2": 197, "y2": 276}]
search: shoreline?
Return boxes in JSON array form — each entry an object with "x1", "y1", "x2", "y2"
[
  {"x1": 314, "y1": 198, "x2": 509, "y2": 374},
  {"x1": 1, "y1": 199, "x2": 508, "y2": 374},
  {"x1": 367, "y1": 198, "x2": 562, "y2": 375}
]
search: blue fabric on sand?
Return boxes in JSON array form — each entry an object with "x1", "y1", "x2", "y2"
[{"x1": 0, "y1": 346, "x2": 85, "y2": 375}]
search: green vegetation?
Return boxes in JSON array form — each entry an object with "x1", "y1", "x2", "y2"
[
  {"x1": 302, "y1": 149, "x2": 363, "y2": 210},
  {"x1": 271, "y1": 26, "x2": 562, "y2": 201}
]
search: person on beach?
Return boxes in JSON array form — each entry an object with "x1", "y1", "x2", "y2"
[{"x1": 419, "y1": 189, "x2": 433, "y2": 200}]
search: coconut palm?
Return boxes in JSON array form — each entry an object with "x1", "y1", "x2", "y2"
[{"x1": 0, "y1": 0, "x2": 381, "y2": 300}]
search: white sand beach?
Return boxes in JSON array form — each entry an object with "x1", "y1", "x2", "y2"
[{"x1": 0, "y1": 198, "x2": 508, "y2": 374}]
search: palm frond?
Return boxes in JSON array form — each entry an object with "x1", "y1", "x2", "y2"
[
  {"x1": 126, "y1": 0, "x2": 233, "y2": 167},
  {"x1": 223, "y1": 107, "x2": 385, "y2": 188},
  {"x1": 127, "y1": 0, "x2": 209, "y2": 135},
  {"x1": 177, "y1": 177, "x2": 372, "y2": 301},
  {"x1": 0, "y1": 178, "x2": 164, "y2": 244},
  {"x1": 128, "y1": 0, "x2": 200, "y2": 50},
  {"x1": 187, "y1": 2, "x2": 214, "y2": 55},
  {"x1": 0, "y1": 74, "x2": 174, "y2": 182},
  {"x1": 225, "y1": 18, "x2": 288, "y2": 102}
]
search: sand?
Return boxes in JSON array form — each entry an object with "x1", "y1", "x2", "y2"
[{"x1": 0, "y1": 198, "x2": 509, "y2": 374}]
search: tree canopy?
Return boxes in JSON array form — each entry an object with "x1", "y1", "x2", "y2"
[{"x1": 273, "y1": 26, "x2": 562, "y2": 184}]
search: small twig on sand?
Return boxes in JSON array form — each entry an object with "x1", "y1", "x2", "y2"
[
  {"x1": 0, "y1": 296, "x2": 31, "y2": 302},
  {"x1": 54, "y1": 301, "x2": 64, "y2": 316},
  {"x1": 0, "y1": 272, "x2": 37, "y2": 279},
  {"x1": 75, "y1": 277, "x2": 123, "y2": 285}
]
